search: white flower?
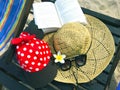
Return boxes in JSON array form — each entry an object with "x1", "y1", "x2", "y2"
[{"x1": 53, "y1": 51, "x2": 66, "y2": 64}]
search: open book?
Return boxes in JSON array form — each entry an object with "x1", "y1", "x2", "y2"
[{"x1": 33, "y1": 0, "x2": 87, "y2": 33}]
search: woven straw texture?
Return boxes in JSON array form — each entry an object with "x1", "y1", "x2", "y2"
[
  {"x1": 43, "y1": 33, "x2": 56, "y2": 54},
  {"x1": 54, "y1": 23, "x2": 91, "y2": 59},
  {"x1": 43, "y1": 14, "x2": 115, "y2": 84}
]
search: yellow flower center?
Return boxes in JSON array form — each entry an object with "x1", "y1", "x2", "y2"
[{"x1": 56, "y1": 55, "x2": 63, "y2": 61}]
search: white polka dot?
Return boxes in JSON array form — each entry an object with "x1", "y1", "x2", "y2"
[
  {"x1": 33, "y1": 38, "x2": 36, "y2": 40},
  {"x1": 20, "y1": 36, "x2": 22, "y2": 38},
  {"x1": 35, "y1": 51, "x2": 39, "y2": 55},
  {"x1": 23, "y1": 34, "x2": 26, "y2": 36},
  {"x1": 26, "y1": 69, "x2": 31, "y2": 72},
  {"x1": 31, "y1": 43, "x2": 34, "y2": 47},
  {"x1": 21, "y1": 53, "x2": 24, "y2": 57},
  {"x1": 38, "y1": 46, "x2": 41, "y2": 49},
  {"x1": 44, "y1": 57, "x2": 46, "y2": 61},
  {"x1": 27, "y1": 55, "x2": 31, "y2": 58},
  {"x1": 46, "y1": 51, "x2": 49, "y2": 54},
  {"x1": 37, "y1": 63, "x2": 41, "y2": 66},
  {"x1": 23, "y1": 47, "x2": 27, "y2": 51},
  {"x1": 40, "y1": 58, "x2": 43, "y2": 61},
  {"x1": 43, "y1": 51, "x2": 45, "y2": 54},
  {"x1": 36, "y1": 41, "x2": 39, "y2": 44},
  {"x1": 25, "y1": 60, "x2": 29, "y2": 64},
  {"x1": 22, "y1": 64, "x2": 26, "y2": 67},
  {"x1": 29, "y1": 67, "x2": 33, "y2": 70},
  {"x1": 16, "y1": 46, "x2": 19, "y2": 49},
  {"x1": 29, "y1": 71, "x2": 31, "y2": 72},
  {"x1": 29, "y1": 49, "x2": 33, "y2": 53},
  {"x1": 43, "y1": 64, "x2": 47, "y2": 67},
  {"x1": 26, "y1": 43, "x2": 29, "y2": 46},
  {"x1": 40, "y1": 52, "x2": 43, "y2": 55},
  {"x1": 33, "y1": 56, "x2": 37, "y2": 60},
  {"x1": 17, "y1": 51, "x2": 20, "y2": 55},
  {"x1": 31, "y1": 62, "x2": 35, "y2": 65},
  {"x1": 40, "y1": 41, "x2": 43, "y2": 43},
  {"x1": 42, "y1": 46, "x2": 45, "y2": 49},
  {"x1": 35, "y1": 68, "x2": 39, "y2": 71},
  {"x1": 47, "y1": 56, "x2": 50, "y2": 59},
  {"x1": 46, "y1": 45, "x2": 48, "y2": 48}
]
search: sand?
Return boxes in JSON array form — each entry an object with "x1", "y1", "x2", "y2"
[{"x1": 78, "y1": 0, "x2": 120, "y2": 19}]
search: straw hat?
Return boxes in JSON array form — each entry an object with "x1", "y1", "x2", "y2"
[
  {"x1": 54, "y1": 22, "x2": 91, "y2": 59},
  {"x1": 43, "y1": 14, "x2": 115, "y2": 84}
]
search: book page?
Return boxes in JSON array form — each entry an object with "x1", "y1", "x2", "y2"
[
  {"x1": 42, "y1": 28, "x2": 59, "y2": 34},
  {"x1": 55, "y1": 0, "x2": 87, "y2": 25},
  {"x1": 33, "y1": 2, "x2": 62, "y2": 29}
]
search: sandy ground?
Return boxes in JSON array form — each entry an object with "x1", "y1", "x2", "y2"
[{"x1": 78, "y1": 0, "x2": 120, "y2": 19}]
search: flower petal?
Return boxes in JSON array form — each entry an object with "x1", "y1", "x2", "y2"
[
  {"x1": 62, "y1": 55, "x2": 66, "y2": 58},
  {"x1": 60, "y1": 59, "x2": 65, "y2": 64},
  {"x1": 57, "y1": 51, "x2": 61, "y2": 55},
  {"x1": 53, "y1": 54, "x2": 57, "y2": 58},
  {"x1": 53, "y1": 51, "x2": 66, "y2": 64},
  {"x1": 55, "y1": 59, "x2": 59, "y2": 63}
]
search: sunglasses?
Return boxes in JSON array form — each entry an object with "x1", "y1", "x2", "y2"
[{"x1": 59, "y1": 54, "x2": 87, "y2": 71}]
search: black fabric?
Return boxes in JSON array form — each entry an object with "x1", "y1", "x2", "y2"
[
  {"x1": 23, "y1": 58, "x2": 57, "y2": 88},
  {"x1": 24, "y1": 20, "x2": 44, "y2": 39},
  {"x1": 21, "y1": 22, "x2": 58, "y2": 88}
]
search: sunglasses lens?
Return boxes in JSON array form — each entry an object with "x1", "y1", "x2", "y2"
[
  {"x1": 75, "y1": 54, "x2": 87, "y2": 67},
  {"x1": 60, "y1": 60, "x2": 71, "y2": 71}
]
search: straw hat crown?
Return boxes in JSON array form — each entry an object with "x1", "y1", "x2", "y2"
[{"x1": 54, "y1": 22, "x2": 91, "y2": 59}]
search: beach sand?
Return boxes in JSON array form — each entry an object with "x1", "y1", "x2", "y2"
[{"x1": 78, "y1": 0, "x2": 120, "y2": 19}]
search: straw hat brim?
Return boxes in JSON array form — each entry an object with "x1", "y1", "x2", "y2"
[{"x1": 43, "y1": 14, "x2": 115, "y2": 84}]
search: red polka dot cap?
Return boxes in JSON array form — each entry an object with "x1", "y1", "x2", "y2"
[{"x1": 11, "y1": 32, "x2": 51, "y2": 72}]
